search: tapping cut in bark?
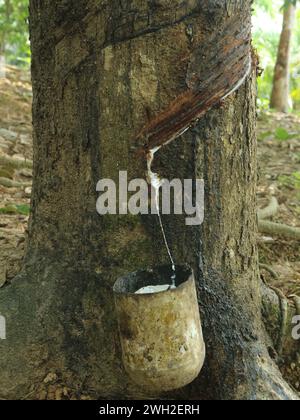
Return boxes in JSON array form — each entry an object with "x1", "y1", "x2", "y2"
[
  {"x1": 257, "y1": 197, "x2": 279, "y2": 221},
  {"x1": 136, "y1": 13, "x2": 252, "y2": 154}
]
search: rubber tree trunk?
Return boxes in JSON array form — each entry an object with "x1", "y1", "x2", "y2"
[
  {"x1": 270, "y1": 2, "x2": 296, "y2": 113},
  {"x1": 0, "y1": 0, "x2": 298, "y2": 400}
]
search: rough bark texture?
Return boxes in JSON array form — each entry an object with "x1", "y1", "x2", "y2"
[
  {"x1": 0, "y1": 0, "x2": 298, "y2": 400},
  {"x1": 270, "y1": 3, "x2": 296, "y2": 113}
]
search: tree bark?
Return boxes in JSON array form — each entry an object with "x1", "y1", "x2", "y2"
[
  {"x1": 0, "y1": 0, "x2": 298, "y2": 400},
  {"x1": 270, "y1": 2, "x2": 296, "y2": 113}
]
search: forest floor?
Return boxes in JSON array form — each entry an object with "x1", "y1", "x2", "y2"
[
  {"x1": 0, "y1": 66, "x2": 299, "y2": 397},
  {"x1": 257, "y1": 111, "x2": 300, "y2": 297},
  {"x1": 0, "y1": 66, "x2": 32, "y2": 288}
]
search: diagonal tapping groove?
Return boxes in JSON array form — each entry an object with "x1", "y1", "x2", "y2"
[{"x1": 135, "y1": 13, "x2": 253, "y2": 156}]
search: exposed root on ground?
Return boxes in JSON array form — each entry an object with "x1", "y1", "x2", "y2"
[
  {"x1": 258, "y1": 197, "x2": 300, "y2": 240},
  {"x1": 0, "y1": 177, "x2": 31, "y2": 188},
  {"x1": 0, "y1": 155, "x2": 33, "y2": 170}
]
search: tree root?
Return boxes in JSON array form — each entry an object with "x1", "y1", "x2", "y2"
[
  {"x1": 258, "y1": 197, "x2": 300, "y2": 240},
  {"x1": 0, "y1": 177, "x2": 32, "y2": 188},
  {"x1": 277, "y1": 295, "x2": 289, "y2": 356},
  {"x1": 252, "y1": 354, "x2": 298, "y2": 400},
  {"x1": 0, "y1": 155, "x2": 33, "y2": 169},
  {"x1": 261, "y1": 277, "x2": 289, "y2": 356},
  {"x1": 259, "y1": 263, "x2": 279, "y2": 280},
  {"x1": 258, "y1": 197, "x2": 279, "y2": 220},
  {"x1": 261, "y1": 282, "x2": 299, "y2": 361},
  {"x1": 258, "y1": 220, "x2": 300, "y2": 240},
  {"x1": 291, "y1": 295, "x2": 300, "y2": 315}
]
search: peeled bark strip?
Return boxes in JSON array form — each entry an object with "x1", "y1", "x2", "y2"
[
  {"x1": 0, "y1": 0, "x2": 298, "y2": 400},
  {"x1": 270, "y1": 3, "x2": 296, "y2": 113}
]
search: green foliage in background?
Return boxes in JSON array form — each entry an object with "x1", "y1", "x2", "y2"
[
  {"x1": 278, "y1": 172, "x2": 300, "y2": 191},
  {"x1": 0, "y1": 0, "x2": 30, "y2": 66},
  {"x1": 253, "y1": 0, "x2": 300, "y2": 110},
  {"x1": 291, "y1": 8, "x2": 300, "y2": 106}
]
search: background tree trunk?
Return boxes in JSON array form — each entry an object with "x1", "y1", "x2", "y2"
[
  {"x1": 0, "y1": 0, "x2": 298, "y2": 400},
  {"x1": 0, "y1": 0, "x2": 11, "y2": 55},
  {"x1": 270, "y1": 2, "x2": 296, "y2": 113}
]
